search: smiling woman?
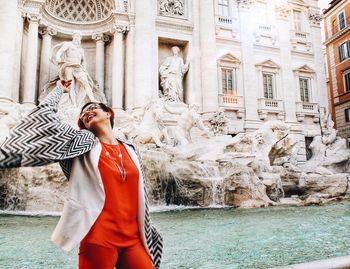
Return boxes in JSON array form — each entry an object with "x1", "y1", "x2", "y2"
[
  {"x1": 0, "y1": 80, "x2": 163, "y2": 269},
  {"x1": 77, "y1": 102, "x2": 115, "y2": 130}
]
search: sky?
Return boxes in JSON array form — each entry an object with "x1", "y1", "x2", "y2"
[{"x1": 318, "y1": 0, "x2": 331, "y2": 10}]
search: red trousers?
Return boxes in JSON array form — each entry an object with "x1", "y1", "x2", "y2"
[{"x1": 78, "y1": 241, "x2": 154, "y2": 269}]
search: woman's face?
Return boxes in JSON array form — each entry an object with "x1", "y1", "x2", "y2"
[{"x1": 80, "y1": 103, "x2": 110, "y2": 131}]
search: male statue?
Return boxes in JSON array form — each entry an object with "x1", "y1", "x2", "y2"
[{"x1": 52, "y1": 32, "x2": 96, "y2": 107}]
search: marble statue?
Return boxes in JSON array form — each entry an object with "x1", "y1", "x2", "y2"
[
  {"x1": 52, "y1": 32, "x2": 96, "y2": 108},
  {"x1": 130, "y1": 99, "x2": 171, "y2": 147},
  {"x1": 0, "y1": 103, "x2": 22, "y2": 142},
  {"x1": 159, "y1": 0, "x2": 185, "y2": 16},
  {"x1": 159, "y1": 46, "x2": 189, "y2": 102},
  {"x1": 320, "y1": 109, "x2": 337, "y2": 145},
  {"x1": 302, "y1": 109, "x2": 350, "y2": 174},
  {"x1": 170, "y1": 104, "x2": 211, "y2": 145},
  {"x1": 208, "y1": 108, "x2": 229, "y2": 136}
]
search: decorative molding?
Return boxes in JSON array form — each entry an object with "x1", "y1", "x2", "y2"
[
  {"x1": 156, "y1": 19, "x2": 193, "y2": 33},
  {"x1": 158, "y1": 0, "x2": 186, "y2": 18},
  {"x1": 275, "y1": 4, "x2": 291, "y2": 20},
  {"x1": 110, "y1": 23, "x2": 129, "y2": 35},
  {"x1": 23, "y1": 12, "x2": 42, "y2": 23},
  {"x1": 92, "y1": 33, "x2": 110, "y2": 42},
  {"x1": 39, "y1": 26, "x2": 57, "y2": 36},
  {"x1": 23, "y1": 0, "x2": 45, "y2": 10},
  {"x1": 308, "y1": 11, "x2": 323, "y2": 26},
  {"x1": 255, "y1": 59, "x2": 280, "y2": 69},
  {"x1": 123, "y1": 0, "x2": 129, "y2": 12},
  {"x1": 293, "y1": 64, "x2": 315, "y2": 74},
  {"x1": 236, "y1": 0, "x2": 254, "y2": 10},
  {"x1": 217, "y1": 53, "x2": 241, "y2": 67},
  {"x1": 44, "y1": 0, "x2": 115, "y2": 23}
]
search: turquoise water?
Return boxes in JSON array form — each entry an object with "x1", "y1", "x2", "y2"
[{"x1": 1, "y1": 203, "x2": 350, "y2": 269}]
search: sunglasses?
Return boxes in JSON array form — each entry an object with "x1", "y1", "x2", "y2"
[{"x1": 80, "y1": 104, "x2": 102, "y2": 120}]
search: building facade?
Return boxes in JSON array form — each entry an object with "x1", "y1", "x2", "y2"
[
  {"x1": 0, "y1": 0, "x2": 327, "y2": 163},
  {"x1": 324, "y1": 0, "x2": 350, "y2": 147}
]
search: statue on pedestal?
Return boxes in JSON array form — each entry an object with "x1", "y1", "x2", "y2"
[
  {"x1": 51, "y1": 32, "x2": 97, "y2": 108},
  {"x1": 159, "y1": 46, "x2": 189, "y2": 102}
]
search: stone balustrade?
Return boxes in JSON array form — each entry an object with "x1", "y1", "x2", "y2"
[
  {"x1": 218, "y1": 94, "x2": 244, "y2": 119},
  {"x1": 257, "y1": 98, "x2": 285, "y2": 120},
  {"x1": 216, "y1": 16, "x2": 233, "y2": 25},
  {"x1": 296, "y1": 101, "x2": 319, "y2": 122}
]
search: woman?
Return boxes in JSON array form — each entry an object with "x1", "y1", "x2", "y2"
[{"x1": 0, "y1": 80, "x2": 163, "y2": 269}]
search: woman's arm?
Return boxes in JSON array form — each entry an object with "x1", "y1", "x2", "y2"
[{"x1": 0, "y1": 81, "x2": 96, "y2": 178}]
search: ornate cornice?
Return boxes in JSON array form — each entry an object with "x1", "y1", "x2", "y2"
[
  {"x1": 308, "y1": 11, "x2": 323, "y2": 26},
  {"x1": 236, "y1": 0, "x2": 254, "y2": 10},
  {"x1": 39, "y1": 26, "x2": 57, "y2": 36},
  {"x1": 23, "y1": 12, "x2": 41, "y2": 23},
  {"x1": 275, "y1": 4, "x2": 291, "y2": 20},
  {"x1": 92, "y1": 33, "x2": 110, "y2": 42},
  {"x1": 156, "y1": 18, "x2": 193, "y2": 33},
  {"x1": 110, "y1": 23, "x2": 129, "y2": 35}
]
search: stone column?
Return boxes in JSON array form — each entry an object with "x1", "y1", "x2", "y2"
[
  {"x1": 111, "y1": 25, "x2": 126, "y2": 109},
  {"x1": 189, "y1": 0, "x2": 202, "y2": 107},
  {"x1": 276, "y1": 8, "x2": 295, "y2": 123},
  {"x1": 237, "y1": 2, "x2": 258, "y2": 129},
  {"x1": 125, "y1": 17, "x2": 135, "y2": 110},
  {"x1": 92, "y1": 33, "x2": 108, "y2": 92},
  {"x1": 23, "y1": 13, "x2": 40, "y2": 104},
  {"x1": 199, "y1": 0, "x2": 218, "y2": 112},
  {"x1": 133, "y1": 0, "x2": 157, "y2": 109},
  {"x1": 39, "y1": 27, "x2": 56, "y2": 92},
  {"x1": 0, "y1": 1, "x2": 21, "y2": 102}
]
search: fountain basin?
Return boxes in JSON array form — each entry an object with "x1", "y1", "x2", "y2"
[{"x1": 1, "y1": 203, "x2": 350, "y2": 268}]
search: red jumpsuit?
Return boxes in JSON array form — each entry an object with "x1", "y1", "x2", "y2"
[{"x1": 79, "y1": 141, "x2": 154, "y2": 269}]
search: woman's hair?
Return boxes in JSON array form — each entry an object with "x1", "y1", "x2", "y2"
[{"x1": 77, "y1": 102, "x2": 114, "y2": 130}]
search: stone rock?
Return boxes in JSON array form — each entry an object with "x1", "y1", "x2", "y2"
[
  {"x1": 302, "y1": 193, "x2": 332, "y2": 206},
  {"x1": 280, "y1": 165, "x2": 302, "y2": 196},
  {"x1": 220, "y1": 162, "x2": 273, "y2": 208},
  {"x1": 0, "y1": 164, "x2": 67, "y2": 212},
  {"x1": 279, "y1": 197, "x2": 302, "y2": 206},
  {"x1": 260, "y1": 172, "x2": 284, "y2": 202},
  {"x1": 298, "y1": 173, "x2": 348, "y2": 198}
]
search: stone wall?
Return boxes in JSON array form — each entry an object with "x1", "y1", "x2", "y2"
[{"x1": 335, "y1": 101, "x2": 350, "y2": 143}]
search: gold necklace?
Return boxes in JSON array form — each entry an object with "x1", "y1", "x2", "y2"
[{"x1": 104, "y1": 142, "x2": 126, "y2": 181}]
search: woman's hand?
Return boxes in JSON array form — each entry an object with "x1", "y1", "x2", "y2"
[{"x1": 57, "y1": 80, "x2": 72, "y2": 93}]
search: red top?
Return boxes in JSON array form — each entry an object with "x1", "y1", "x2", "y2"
[{"x1": 81, "y1": 141, "x2": 140, "y2": 248}]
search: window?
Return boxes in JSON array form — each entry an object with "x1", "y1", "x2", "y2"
[
  {"x1": 218, "y1": 0, "x2": 229, "y2": 17},
  {"x1": 339, "y1": 41, "x2": 349, "y2": 62},
  {"x1": 345, "y1": 108, "x2": 350, "y2": 122},
  {"x1": 299, "y1": 78, "x2": 310, "y2": 102},
  {"x1": 347, "y1": 138, "x2": 350, "y2": 149},
  {"x1": 344, "y1": 72, "x2": 350, "y2": 92},
  {"x1": 222, "y1": 68, "x2": 236, "y2": 95},
  {"x1": 293, "y1": 10, "x2": 303, "y2": 33},
  {"x1": 263, "y1": 73, "x2": 274, "y2": 99},
  {"x1": 339, "y1": 12, "x2": 346, "y2": 30}
]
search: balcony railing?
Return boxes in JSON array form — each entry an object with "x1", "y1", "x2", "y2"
[
  {"x1": 291, "y1": 30, "x2": 309, "y2": 41},
  {"x1": 296, "y1": 101, "x2": 319, "y2": 113},
  {"x1": 259, "y1": 24, "x2": 271, "y2": 32},
  {"x1": 216, "y1": 15, "x2": 233, "y2": 25},
  {"x1": 219, "y1": 94, "x2": 243, "y2": 108},
  {"x1": 258, "y1": 98, "x2": 284, "y2": 111},
  {"x1": 218, "y1": 94, "x2": 244, "y2": 118},
  {"x1": 295, "y1": 101, "x2": 319, "y2": 122}
]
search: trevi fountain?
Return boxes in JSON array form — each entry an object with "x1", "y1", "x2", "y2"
[
  {"x1": 0, "y1": 36, "x2": 349, "y2": 213},
  {"x1": 1, "y1": 1, "x2": 350, "y2": 268}
]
